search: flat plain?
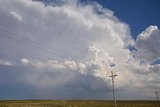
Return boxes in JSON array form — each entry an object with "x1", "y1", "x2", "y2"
[{"x1": 0, "y1": 100, "x2": 159, "y2": 107}]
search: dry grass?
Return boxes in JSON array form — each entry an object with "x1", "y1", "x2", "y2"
[{"x1": 0, "y1": 100, "x2": 159, "y2": 107}]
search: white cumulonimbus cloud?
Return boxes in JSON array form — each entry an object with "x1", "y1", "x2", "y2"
[
  {"x1": 0, "y1": 0, "x2": 159, "y2": 99},
  {"x1": 135, "y1": 25, "x2": 160, "y2": 63}
]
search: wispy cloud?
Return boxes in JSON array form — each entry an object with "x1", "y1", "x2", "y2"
[{"x1": 0, "y1": 59, "x2": 12, "y2": 66}]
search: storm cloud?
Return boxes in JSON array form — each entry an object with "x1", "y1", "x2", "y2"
[{"x1": 0, "y1": 0, "x2": 159, "y2": 100}]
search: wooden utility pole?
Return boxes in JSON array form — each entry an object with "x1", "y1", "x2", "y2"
[
  {"x1": 109, "y1": 71, "x2": 118, "y2": 107},
  {"x1": 155, "y1": 91, "x2": 159, "y2": 101}
]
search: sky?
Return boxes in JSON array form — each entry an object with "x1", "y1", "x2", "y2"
[
  {"x1": 0, "y1": 0, "x2": 160, "y2": 100},
  {"x1": 92, "y1": 0, "x2": 160, "y2": 39}
]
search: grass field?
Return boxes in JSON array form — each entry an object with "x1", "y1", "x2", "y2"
[{"x1": 0, "y1": 100, "x2": 159, "y2": 107}]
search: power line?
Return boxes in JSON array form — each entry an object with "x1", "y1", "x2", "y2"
[
  {"x1": 109, "y1": 70, "x2": 118, "y2": 107},
  {"x1": 0, "y1": 27, "x2": 79, "y2": 61}
]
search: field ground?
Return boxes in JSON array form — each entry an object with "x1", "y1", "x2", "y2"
[{"x1": 0, "y1": 100, "x2": 159, "y2": 107}]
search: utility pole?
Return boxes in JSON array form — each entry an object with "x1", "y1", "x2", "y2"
[
  {"x1": 155, "y1": 91, "x2": 159, "y2": 101},
  {"x1": 109, "y1": 70, "x2": 118, "y2": 107}
]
